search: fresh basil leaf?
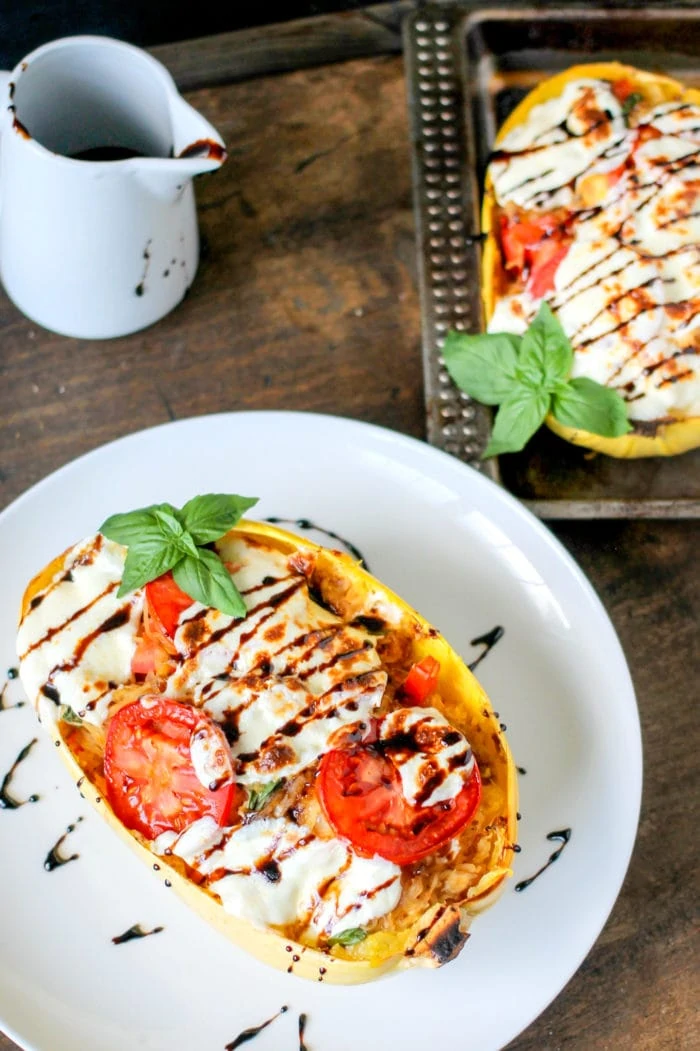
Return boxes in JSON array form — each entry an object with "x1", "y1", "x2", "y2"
[
  {"x1": 100, "y1": 504, "x2": 176, "y2": 547},
  {"x1": 483, "y1": 387, "x2": 551, "y2": 458},
  {"x1": 328, "y1": 927, "x2": 367, "y2": 947},
  {"x1": 517, "y1": 302, "x2": 573, "y2": 391},
  {"x1": 117, "y1": 543, "x2": 182, "y2": 596},
  {"x1": 247, "y1": 779, "x2": 283, "y2": 812},
  {"x1": 148, "y1": 508, "x2": 201, "y2": 560},
  {"x1": 442, "y1": 330, "x2": 522, "y2": 405},
  {"x1": 172, "y1": 548, "x2": 247, "y2": 618},
  {"x1": 552, "y1": 376, "x2": 632, "y2": 437},
  {"x1": 151, "y1": 506, "x2": 187, "y2": 538},
  {"x1": 58, "y1": 704, "x2": 83, "y2": 725},
  {"x1": 180, "y1": 494, "x2": 259, "y2": 545},
  {"x1": 622, "y1": 92, "x2": 644, "y2": 124}
]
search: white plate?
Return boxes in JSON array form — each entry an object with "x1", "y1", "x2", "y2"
[{"x1": 0, "y1": 411, "x2": 641, "y2": 1051}]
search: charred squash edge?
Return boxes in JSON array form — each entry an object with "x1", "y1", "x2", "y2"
[
  {"x1": 481, "y1": 61, "x2": 700, "y2": 458},
  {"x1": 20, "y1": 519, "x2": 518, "y2": 985}
]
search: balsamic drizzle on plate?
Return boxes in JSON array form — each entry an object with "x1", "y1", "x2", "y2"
[
  {"x1": 225, "y1": 1005, "x2": 288, "y2": 1049},
  {"x1": 467, "y1": 625, "x2": 504, "y2": 672},
  {"x1": 264, "y1": 517, "x2": 368, "y2": 569},
  {"x1": 111, "y1": 924, "x2": 164, "y2": 945},
  {"x1": 0, "y1": 739, "x2": 39, "y2": 809},
  {"x1": 515, "y1": 829, "x2": 572, "y2": 892},
  {"x1": 44, "y1": 817, "x2": 83, "y2": 871}
]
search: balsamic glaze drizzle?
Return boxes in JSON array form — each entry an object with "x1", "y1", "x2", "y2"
[
  {"x1": 515, "y1": 829, "x2": 572, "y2": 892},
  {"x1": 225, "y1": 1005, "x2": 288, "y2": 1050},
  {"x1": 0, "y1": 739, "x2": 39, "y2": 809},
  {"x1": 264, "y1": 517, "x2": 368, "y2": 569},
  {"x1": 467, "y1": 625, "x2": 504, "y2": 672},
  {"x1": 492, "y1": 91, "x2": 700, "y2": 393},
  {"x1": 111, "y1": 924, "x2": 164, "y2": 945},
  {"x1": 0, "y1": 679, "x2": 25, "y2": 711},
  {"x1": 44, "y1": 817, "x2": 83, "y2": 871},
  {"x1": 298, "y1": 1013, "x2": 309, "y2": 1051}
]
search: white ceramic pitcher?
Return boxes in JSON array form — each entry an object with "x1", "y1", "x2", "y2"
[{"x1": 0, "y1": 35, "x2": 227, "y2": 339}]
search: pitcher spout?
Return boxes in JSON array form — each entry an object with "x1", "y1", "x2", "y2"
[{"x1": 169, "y1": 95, "x2": 227, "y2": 174}]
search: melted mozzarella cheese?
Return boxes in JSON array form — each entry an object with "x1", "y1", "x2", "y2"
[
  {"x1": 19, "y1": 530, "x2": 407, "y2": 938},
  {"x1": 164, "y1": 534, "x2": 387, "y2": 782},
  {"x1": 16, "y1": 536, "x2": 141, "y2": 724},
  {"x1": 380, "y1": 707, "x2": 475, "y2": 808},
  {"x1": 488, "y1": 77, "x2": 700, "y2": 420},
  {"x1": 166, "y1": 816, "x2": 402, "y2": 938},
  {"x1": 200, "y1": 670, "x2": 385, "y2": 784},
  {"x1": 490, "y1": 80, "x2": 627, "y2": 211}
]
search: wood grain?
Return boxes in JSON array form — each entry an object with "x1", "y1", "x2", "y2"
[{"x1": 0, "y1": 11, "x2": 698, "y2": 1051}]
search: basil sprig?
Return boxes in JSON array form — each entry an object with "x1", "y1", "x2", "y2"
[
  {"x1": 246, "y1": 779, "x2": 284, "y2": 812},
  {"x1": 621, "y1": 92, "x2": 644, "y2": 125},
  {"x1": 58, "y1": 704, "x2": 83, "y2": 725},
  {"x1": 100, "y1": 493, "x2": 258, "y2": 616},
  {"x1": 328, "y1": 927, "x2": 367, "y2": 947},
  {"x1": 443, "y1": 302, "x2": 631, "y2": 458}
]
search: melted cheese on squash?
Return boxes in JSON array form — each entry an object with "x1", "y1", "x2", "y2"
[
  {"x1": 17, "y1": 530, "x2": 479, "y2": 943},
  {"x1": 158, "y1": 816, "x2": 402, "y2": 939},
  {"x1": 488, "y1": 79, "x2": 700, "y2": 421}
]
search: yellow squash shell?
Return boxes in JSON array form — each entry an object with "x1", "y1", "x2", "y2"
[
  {"x1": 20, "y1": 520, "x2": 517, "y2": 983},
  {"x1": 481, "y1": 62, "x2": 700, "y2": 458}
]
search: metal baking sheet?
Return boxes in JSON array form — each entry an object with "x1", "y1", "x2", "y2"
[{"x1": 403, "y1": 3, "x2": 700, "y2": 518}]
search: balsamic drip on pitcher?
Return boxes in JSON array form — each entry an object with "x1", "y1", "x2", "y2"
[
  {"x1": 111, "y1": 923, "x2": 164, "y2": 944},
  {"x1": 225, "y1": 1005, "x2": 288, "y2": 1050},
  {"x1": 179, "y1": 138, "x2": 226, "y2": 161},
  {"x1": 515, "y1": 829, "x2": 572, "y2": 892},
  {"x1": 0, "y1": 739, "x2": 40, "y2": 809}
]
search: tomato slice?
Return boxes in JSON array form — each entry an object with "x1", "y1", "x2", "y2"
[
  {"x1": 499, "y1": 211, "x2": 571, "y2": 295},
  {"x1": 499, "y1": 214, "x2": 549, "y2": 273},
  {"x1": 104, "y1": 697, "x2": 237, "y2": 840},
  {"x1": 612, "y1": 78, "x2": 636, "y2": 103},
  {"x1": 130, "y1": 635, "x2": 168, "y2": 678},
  {"x1": 528, "y1": 240, "x2": 570, "y2": 298},
  {"x1": 317, "y1": 741, "x2": 481, "y2": 866},
  {"x1": 401, "y1": 656, "x2": 440, "y2": 705},
  {"x1": 145, "y1": 572, "x2": 194, "y2": 638}
]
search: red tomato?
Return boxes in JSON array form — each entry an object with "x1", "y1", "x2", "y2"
[
  {"x1": 499, "y1": 215, "x2": 549, "y2": 273},
  {"x1": 499, "y1": 212, "x2": 571, "y2": 294},
  {"x1": 612, "y1": 78, "x2": 635, "y2": 103},
  {"x1": 402, "y1": 656, "x2": 441, "y2": 705},
  {"x1": 145, "y1": 572, "x2": 193, "y2": 638},
  {"x1": 317, "y1": 741, "x2": 481, "y2": 866},
  {"x1": 130, "y1": 635, "x2": 168, "y2": 678},
  {"x1": 528, "y1": 240, "x2": 570, "y2": 298},
  {"x1": 104, "y1": 697, "x2": 237, "y2": 840}
]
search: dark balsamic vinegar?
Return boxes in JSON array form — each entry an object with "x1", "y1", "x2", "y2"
[
  {"x1": 264, "y1": 517, "x2": 369, "y2": 569},
  {"x1": 298, "y1": 1013, "x2": 309, "y2": 1051},
  {"x1": 468, "y1": 625, "x2": 505, "y2": 672},
  {"x1": 0, "y1": 681, "x2": 25, "y2": 711},
  {"x1": 225, "y1": 1005, "x2": 288, "y2": 1050},
  {"x1": 70, "y1": 146, "x2": 145, "y2": 161},
  {"x1": 0, "y1": 739, "x2": 39, "y2": 808},
  {"x1": 44, "y1": 817, "x2": 83, "y2": 871},
  {"x1": 111, "y1": 924, "x2": 164, "y2": 945},
  {"x1": 515, "y1": 829, "x2": 572, "y2": 892}
]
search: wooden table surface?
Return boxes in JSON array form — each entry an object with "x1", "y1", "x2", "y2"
[{"x1": 0, "y1": 7, "x2": 697, "y2": 1050}]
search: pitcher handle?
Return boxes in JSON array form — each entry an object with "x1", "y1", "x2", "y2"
[{"x1": 0, "y1": 71, "x2": 11, "y2": 212}]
